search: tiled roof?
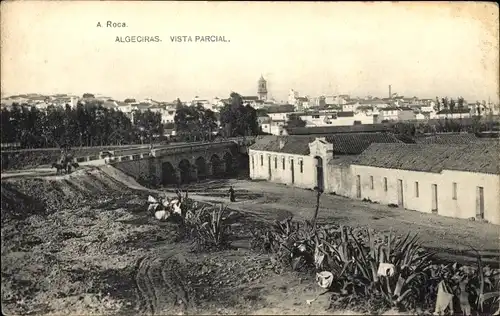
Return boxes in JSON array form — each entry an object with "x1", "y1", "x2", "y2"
[
  {"x1": 286, "y1": 124, "x2": 393, "y2": 135},
  {"x1": 337, "y1": 111, "x2": 355, "y2": 117},
  {"x1": 357, "y1": 105, "x2": 375, "y2": 111},
  {"x1": 325, "y1": 133, "x2": 402, "y2": 155},
  {"x1": 354, "y1": 143, "x2": 499, "y2": 174},
  {"x1": 267, "y1": 104, "x2": 295, "y2": 113},
  {"x1": 414, "y1": 133, "x2": 478, "y2": 144},
  {"x1": 249, "y1": 135, "x2": 314, "y2": 155},
  {"x1": 359, "y1": 100, "x2": 387, "y2": 105},
  {"x1": 249, "y1": 133, "x2": 402, "y2": 156}
]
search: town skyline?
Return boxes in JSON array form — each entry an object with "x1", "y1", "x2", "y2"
[{"x1": 1, "y1": 2, "x2": 498, "y2": 103}]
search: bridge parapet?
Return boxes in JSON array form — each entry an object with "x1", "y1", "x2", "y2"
[
  {"x1": 152, "y1": 141, "x2": 237, "y2": 158},
  {"x1": 103, "y1": 137, "x2": 255, "y2": 165}
]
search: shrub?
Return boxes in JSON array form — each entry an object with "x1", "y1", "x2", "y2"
[{"x1": 183, "y1": 203, "x2": 237, "y2": 252}]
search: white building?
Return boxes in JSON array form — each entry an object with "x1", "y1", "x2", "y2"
[
  {"x1": 298, "y1": 111, "x2": 375, "y2": 127},
  {"x1": 260, "y1": 120, "x2": 286, "y2": 135},
  {"x1": 379, "y1": 107, "x2": 416, "y2": 122},
  {"x1": 249, "y1": 136, "x2": 499, "y2": 225},
  {"x1": 435, "y1": 109, "x2": 472, "y2": 119},
  {"x1": 161, "y1": 109, "x2": 176, "y2": 124}
]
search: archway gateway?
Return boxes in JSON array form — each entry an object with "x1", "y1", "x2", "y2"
[
  {"x1": 161, "y1": 161, "x2": 176, "y2": 186},
  {"x1": 195, "y1": 156, "x2": 208, "y2": 179},
  {"x1": 210, "y1": 154, "x2": 223, "y2": 177},
  {"x1": 178, "y1": 159, "x2": 192, "y2": 184},
  {"x1": 314, "y1": 156, "x2": 324, "y2": 192},
  {"x1": 223, "y1": 152, "x2": 233, "y2": 175}
]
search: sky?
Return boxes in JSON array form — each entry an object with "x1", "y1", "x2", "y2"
[{"x1": 1, "y1": 2, "x2": 499, "y2": 103}]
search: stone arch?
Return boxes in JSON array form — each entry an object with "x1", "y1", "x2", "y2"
[
  {"x1": 210, "y1": 154, "x2": 222, "y2": 177},
  {"x1": 195, "y1": 156, "x2": 207, "y2": 179},
  {"x1": 161, "y1": 161, "x2": 177, "y2": 186},
  {"x1": 223, "y1": 152, "x2": 233, "y2": 175},
  {"x1": 178, "y1": 159, "x2": 192, "y2": 184}
]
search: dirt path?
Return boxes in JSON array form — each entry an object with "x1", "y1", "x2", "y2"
[
  {"x1": 179, "y1": 178, "x2": 500, "y2": 266},
  {"x1": 2, "y1": 166, "x2": 498, "y2": 315}
]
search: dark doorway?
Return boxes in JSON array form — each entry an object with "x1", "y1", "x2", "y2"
[
  {"x1": 210, "y1": 154, "x2": 222, "y2": 177},
  {"x1": 223, "y1": 152, "x2": 233, "y2": 175},
  {"x1": 290, "y1": 158, "x2": 295, "y2": 184},
  {"x1": 178, "y1": 159, "x2": 191, "y2": 184},
  {"x1": 314, "y1": 156, "x2": 324, "y2": 191},
  {"x1": 356, "y1": 175, "x2": 361, "y2": 198},
  {"x1": 268, "y1": 155, "x2": 272, "y2": 180},
  {"x1": 431, "y1": 184, "x2": 438, "y2": 214},
  {"x1": 476, "y1": 186, "x2": 484, "y2": 219},
  {"x1": 397, "y1": 179, "x2": 404, "y2": 207},
  {"x1": 195, "y1": 157, "x2": 207, "y2": 180},
  {"x1": 161, "y1": 162, "x2": 176, "y2": 186}
]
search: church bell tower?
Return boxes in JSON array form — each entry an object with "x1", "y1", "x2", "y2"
[{"x1": 258, "y1": 75, "x2": 268, "y2": 101}]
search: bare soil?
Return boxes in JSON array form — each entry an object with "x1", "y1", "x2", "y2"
[{"x1": 1, "y1": 166, "x2": 498, "y2": 315}]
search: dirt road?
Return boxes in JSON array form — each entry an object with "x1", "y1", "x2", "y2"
[
  {"x1": 182, "y1": 178, "x2": 500, "y2": 266},
  {"x1": 1, "y1": 166, "x2": 498, "y2": 315}
]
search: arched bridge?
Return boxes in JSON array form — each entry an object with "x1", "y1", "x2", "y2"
[{"x1": 103, "y1": 137, "x2": 255, "y2": 185}]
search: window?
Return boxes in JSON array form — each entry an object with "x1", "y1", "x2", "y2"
[
  {"x1": 415, "y1": 182, "x2": 419, "y2": 197},
  {"x1": 274, "y1": 157, "x2": 277, "y2": 169},
  {"x1": 384, "y1": 177, "x2": 388, "y2": 192},
  {"x1": 282, "y1": 157, "x2": 285, "y2": 169},
  {"x1": 251, "y1": 155, "x2": 254, "y2": 169},
  {"x1": 370, "y1": 176, "x2": 374, "y2": 189},
  {"x1": 452, "y1": 182, "x2": 457, "y2": 200},
  {"x1": 260, "y1": 155, "x2": 263, "y2": 166},
  {"x1": 299, "y1": 160, "x2": 303, "y2": 173}
]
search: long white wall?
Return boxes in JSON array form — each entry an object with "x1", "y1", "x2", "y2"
[
  {"x1": 350, "y1": 165, "x2": 500, "y2": 224},
  {"x1": 249, "y1": 149, "x2": 315, "y2": 190},
  {"x1": 248, "y1": 143, "x2": 499, "y2": 225}
]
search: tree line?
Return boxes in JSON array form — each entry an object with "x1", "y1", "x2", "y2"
[
  {"x1": 173, "y1": 92, "x2": 260, "y2": 140},
  {"x1": 1, "y1": 100, "x2": 163, "y2": 148},
  {"x1": 1, "y1": 92, "x2": 262, "y2": 148},
  {"x1": 434, "y1": 96, "x2": 490, "y2": 114}
]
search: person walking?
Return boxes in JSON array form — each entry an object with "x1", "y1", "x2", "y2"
[{"x1": 228, "y1": 186, "x2": 236, "y2": 202}]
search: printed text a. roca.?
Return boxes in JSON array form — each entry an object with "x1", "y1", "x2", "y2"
[{"x1": 96, "y1": 21, "x2": 127, "y2": 27}]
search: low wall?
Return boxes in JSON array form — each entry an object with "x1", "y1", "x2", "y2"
[
  {"x1": 112, "y1": 157, "x2": 161, "y2": 187},
  {"x1": 0, "y1": 145, "x2": 149, "y2": 171}
]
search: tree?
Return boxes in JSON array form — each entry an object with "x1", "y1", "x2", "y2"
[
  {"x1": 435, "y1": 97, "x2": 441, "y2": 112},
  {"x1": 441, "y1": 97, "x2": 449, "y2": 111},
  {"x1": 449, "y1": 98, "x2": 456, "y2": 113},
  {"x1": 174, "y1": 100, "x2": 218, "y2": 141},
  {"x1": 286, "y1": 114, "x2": 306, "y2": 128},
  {"x1": 124, "y1": 98, "x2": 136, "y2": 103},
  {"x1": 82, "y1": 93, "x2": 95, "y2": 98},
  {"x1": 219, "y1": 92, "x2": 259, "y2": 137},
  {"x1": 135, "y1": 110, "x2": 163, "y2": 144}
]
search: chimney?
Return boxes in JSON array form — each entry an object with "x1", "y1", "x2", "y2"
[
  {"x1": 279, "y1": 138, "x2": 285, "y2": 150},
  {"x1": 389, "y1": 85, "x2": 392, "y2": 99}
]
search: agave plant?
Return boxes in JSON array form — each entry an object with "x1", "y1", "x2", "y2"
[
  {"x1": 188, "y1": 203, "x2": 237, "y2": 251},
  {"x1": 316, "y1": 228, "x2": 434, "y2": 310}
]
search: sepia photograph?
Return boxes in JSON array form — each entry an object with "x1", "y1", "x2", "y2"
[{"x1": 1, "y1": 1, "x2": 499, "y2": 315}]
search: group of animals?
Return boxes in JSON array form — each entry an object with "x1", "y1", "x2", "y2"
[{"x1": 51, "y1": 147, "x2": 79, "y2": 174}]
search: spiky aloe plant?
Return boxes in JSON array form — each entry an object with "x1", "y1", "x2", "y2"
[{"x1": 189, "y1": 204, "x2": 236, "y2": 251}]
